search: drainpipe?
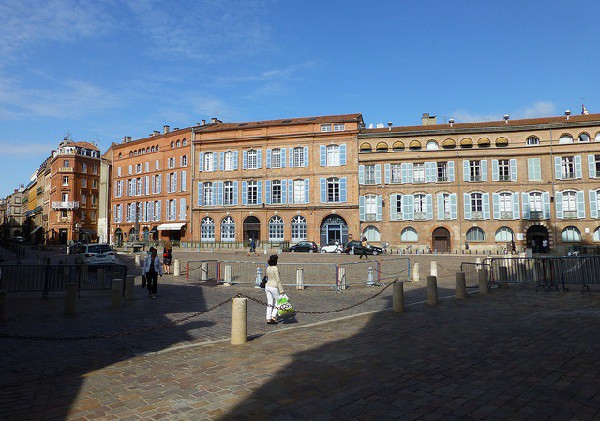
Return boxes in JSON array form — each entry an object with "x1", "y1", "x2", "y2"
[{"x1": 190, "y1": 127, "x2": 196, "y2": 240}]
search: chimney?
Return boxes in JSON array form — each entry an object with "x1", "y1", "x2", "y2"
[
  {"x1": 503, "y1": 114, "x2": 510, "y2": 124},
  {"x1": 421, "y1": 113, "x2": 437, "y2": 126},
  {"x1": 122, "y1": 136, "x2": 127, "y2": 143},
  {"x1": 387, "y1": 122, "x2": 393, "y2": 131},
  {"x1": 126, "y1": 136, "x2": 132, "y2": 142},
  {"x1": 163, "y1": 125, "x2": 170, "y2": 134},
  {"x1": 565, "y1": 109, "x2": 571, "y2": 120},
  {"x1": 449, "y1": 118, "x2": 455, "y2": 127},
  {"x1": 211, "y1": 117, "x2": 219, "y2": 124},
  {"x1": 201, "y1": 119, "x2": 206, "y2": 126},
  {"x1": 153, "y1": 130, "x2": 160, "y2": 136},
  {"x1": 173, "y1": 128, "x2": 179, "y2": 131}
]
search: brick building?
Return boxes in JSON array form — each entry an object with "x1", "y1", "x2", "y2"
[{"x1": 356, "y1": 112, "x2": 600, "y2": 254}]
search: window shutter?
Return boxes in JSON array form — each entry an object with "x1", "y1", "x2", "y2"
[
  {"x1": 128, "y1": 165, "x2": 132, "y2": 175},
  {"x1": 180, "y1": 198, "x2": 186, "y2": 220},
  {"x1": 450, "y1": 194, "x2": 457, "y2": 219},
  {"x1": 359, "y1": 196, "x2": 365, "y2": 221},
  {"x1": 197, "y1": 182, "x2": 203, "y2": 206},
  {"x1": 266, "y1": 149, "x2": 271, "y2": 168},
  {"x1": 243, "y1": 150, "x2": 248, "y2": 170},
  {"x1": 447, "y1": 161, "x2": 454, "y2": 182},
  {"x1": 376, "y1": 195, "x2": 383, "y2": 221},
  {"x1": 265, "y1": 180, "x2": 271, "y2": 204},
  {"x1": 384, "y1": 164, "x2": 390, "y2": 184},
  {"x1": 173, "y1": 173, "x2": 177, "y2": 192},
  {"x1": 113, "y1": 205, "x2": 117, "y2": 223},
  {"x1": 257, "y1": 181, "x2": 263, "y2": 204},
  {"x1": 406, "y1": 163, "x2": 413, "y2": 183},
  {"x1": 522, "y1": 193, "x2": 530, "y2": 219},
  {"x1": 289, "y1": 148, "x2": 294, "y2": 167},
  {"x1": 233, "y1": 181, "x2": 238, "y2": 205},
  {"x1": 212, "y1": 153, "x2": 217, "y2": 171},
  {"x1": 492, "y1": 193, "x2": 500, "y2": 219},
  {"x1": 181, "y1": 171, "x2": 187, "y2": 191},
  {"x1": 375, "y1": 164, "x2": 382, "y2": 185},
  {"x1": 145, "y1": 176, "x2": 150, "y2": 195},
  {"x1": 555, "y1": 192, "x2": 563, "y2": 219},
  {"x1": 166, "y1": 174, "x2": 171, "y2": 193},
  {"x1": 481, "y1": 160, "x2": 488, "y2": 182},
  {"x1": 320, "y1": 178, "x2": 326, "y2": 203},
  {"x1": 287, "y1": 180, "x2": 293, "y2": 204},
  {"x1": 151, "y1": 177, "x2": 156, "y2": 194},
  {"x1": 464, "y1": 193, "x2": 472, "y2": 220},
  {"x1": 304, "y1": 147, "x2": 309, "y2": 167},
  {"x1": 281, "y1": 148, "x2": 286, "y2": 168},
  {"x1": 242, "y1": 181, "x2": 248, "y2": 205},
  {"x1": 589, "y1": 155, "x2": 596, "y2": 178},
  {"x1": 483, "y1": 193, "x2": 490, "y2": 219},
  {"x1": 156, "y1": 200, "x2": 161, "y2": 221},
  {"x1": 426, "y1": 194, "x2": 433, "y2": 220},
  {"x1": 492, "y1": 160, "x2": 499, "y2": 182},
  {"x1": 233, "y1": 151, "x2": 238, "y2": 170},
  {"x1": 425, "y1": 162, "x2": 435, "y2": 183},
  {"x1": 217, "y1": 181, "x2": 223, "y2": 206},
  {"x1": 113, "y1": 183, "x2": 118, "y2": 198},
  {"x1": 554, "y1": 157, "x2": 562, "y2": 180},
  {"x1": 401, "y1": 163, "x2": 408, "y2": 184},
  {"x1": 463, "y1": 160, "x2": 470, "y2": 182},
  {"x1": 282, "y1": 180, "x2": 287, "y2": 203},
  {"x1": 510, "y1": 159, "x2": 517, "y2": 181},
  {"x1": 304, "y1": 179, "x2": 309, "y2": 203},
  {"x1": 437, "y1": 193, "x2": 444, "y2": 220},
  {"x1": 340, "y1": 144, "x2": 346, "y2": 165},
  {"x1": 404, "y1": 195, "x2": 414, "y2": 221},
  {"x1": 512, "y1": 193, "x2": 520, "y2": 219},
  {"x1": 219, "y1": 152, "x2": 224, "y2": 171},
  {"x1": 590, "y1": 190, "x2": 598, "y2": 218},
  {"x1": 577, "y1": 191, "x2": 585, "y2": 218},
  {"x1": 320, "y1": 145, "x2": 326, "y2": 166},
  {"x1": 358, "y1": 165, "x2": 365, "y2": 184},
  {"x1": 575, "y1": 155, "x2": 582, "y2": 179},
  {"x1": 543, "y1": 192, "x2": 550, "y2": 219},
  {"x1": 198, "y1": 153, "x2": 204, "y2": 171},
  {"x1": 390, "y1": 194, "x2": 398, "y2": 221},
  {"x1": 340, "y1": 177, "x2": 347, "y2": 202},
  {"x1": 257, "y1": 150, "x2": 262, "y2": 169}
]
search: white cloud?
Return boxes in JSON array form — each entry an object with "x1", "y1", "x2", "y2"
[
  {"x1": 451, "y1": 109, "x2": 500, "y2": 123},
  {"x1": 0, "y1": 141, "x2": 55, "y2": 156},
  {"x1": 516, "y1": 101, "x2": 556, "y2": 119},
  {"x1": 451, "y1": 101, "x2": 557, "y2": 123}
]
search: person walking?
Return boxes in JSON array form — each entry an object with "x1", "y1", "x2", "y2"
[
  {"x1": 359, "y1": 236, "x2": 369, "y2": 259},
  {"x1": 142, "y1": 246, "x2": 163, "y2": 298},
  {"x1": 162, "y1": 240, "x2": 173, "y2": 275},
  {"x1": 511, "y1": 240, "x2": 516, "y2": 255},
  {"x1": 265, "y1": 254, "x2": 284, "y2": 325},
  {"x1": 248, "y1": 238, "x2": 256, "y2": 255}
]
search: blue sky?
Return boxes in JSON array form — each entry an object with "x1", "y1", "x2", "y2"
[{"x1": 1, "y1": 0, "x2": 599, "y2": 198}]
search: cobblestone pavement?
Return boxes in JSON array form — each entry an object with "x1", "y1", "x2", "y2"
[{"x1": 3, "y1": 247, "x2": 598, "y2": 419}]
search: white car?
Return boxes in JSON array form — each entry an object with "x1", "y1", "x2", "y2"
[
  {"x1": 320, "y1": 241, "x2": 344, "y2": 254},
  {"x1": 74, "y1": 244, "x2": 116, "y2": 265}
]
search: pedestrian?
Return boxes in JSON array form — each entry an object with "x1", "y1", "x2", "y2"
[
  {"x1": 162, "y1": 240, "x2": 173, "y2": 275},
  {"x1": 265, "y1": 254, "x2": 284, "y2": 325},
  {"x1": 511, "y1": 240, "x2": 516, "y2": 254},
  {"x1": 531, "y1": 239, "x2": 536, "y2": 253},
  {"x1": 359, "y1": 236, "x2": 369, "y2": 259},
  {"x1": 142, "y1": 246, "x2": 163, "y2": 298},
  {"x1": 249, "y1": 238, "x2": 256, "y2": 254},
  {"x1": 465, "y1": 241, "x2": 469, "y2": 251},
  {"x1": 542, "y1": 239, "x2": 548, "y2": 253}
]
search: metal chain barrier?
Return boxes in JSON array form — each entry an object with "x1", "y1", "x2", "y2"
[
  {"x1": 0, "y1": 298, "x2": 233, "y2": 341},
  {"x1": 237, "y1": 278, "x2": 398, "y2": 315}
]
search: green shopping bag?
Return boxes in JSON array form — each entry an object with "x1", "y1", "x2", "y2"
[{"x1": 276, "y1": 293, "x2": 294, "y2": 316}]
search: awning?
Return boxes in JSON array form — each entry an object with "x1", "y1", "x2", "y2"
[
  {"x1": 156, "y1": 223, "x2": 186, "y2": 231},
  {"x1": 31, "y1": 226, "x2": 43, "y2": 234},
  {"x1": 80, "y1": 228, "x2": 97, "y2": 236}
]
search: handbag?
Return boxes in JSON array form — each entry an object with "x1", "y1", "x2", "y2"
[
  {"x1": 260, "y1": 275, "x2": 268, "y2": 289},
  {"x1": 276, "y1": 293, "x2": 294, "y2": 316}
]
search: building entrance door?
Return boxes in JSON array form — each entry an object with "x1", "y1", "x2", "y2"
[
  {"x1": 243, "y1": 216, "x2": 261, "y2": 244},
  {"x1": 527, "y1": 225, "x2": 549, "y2": 253},
  {"x1": 432, "y1": 227, "x2": 450, "y2": 253},
  {"x1": 320, "y1": 215, "x2": 348, "y2": 246},
  {"x1": 59, "y1": 229, "x2": 68, "y2": 245}
]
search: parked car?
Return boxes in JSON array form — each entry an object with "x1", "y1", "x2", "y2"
[
  {"x1": 74, "y1": 243, "x2": 117, "y2": 265},
  {"x1": 320, "y1": 241, "x2": 344, "y2": 254},
  {"x1": 12, "y1": 236, "x2": 24, "y2": 243},
  {"x1": 288, "y1": 241, "x2": 319, "y2": 253},
  {"x1": 344, "y1": 240, "x2": 383, "y2": 256}
]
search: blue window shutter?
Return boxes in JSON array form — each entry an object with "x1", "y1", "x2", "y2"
[
  {"x1": 437, "y1": 193, "x2": 444, "y2": 220},
  {"x1": 304, "y1": 147, "x2": 309, "y2": 167},
  {"x1": 340, "y1": 144, "x2": 346, "y2": 165},
  {"x1": 450, "y1": 194, "x2": 457, "y2": 219},
  {"x1": 358, "y1": 165, "x2": 365, "y2": 184},
  {"x1": 304, "y1": 179, "x2": 309, "y2": 203},
  {"x1": 282, "y1": 180, "x2": 287, "y2": 203},
  {"x1": 340, "y1": 177, "x2": 347, "y2": 202},
  {"x1": 265, "y1": 180, "x2": 271, "y2": 204},
  {"x1": 555, "y1": 192, "x2": 563, "y2": 219},
  {"x1": 590, "y1": 190, "x2": 598, "y2": 218},
  {"x1": 213, "y1": 153, "x2": 217, "y2": 171},
  {"x1": 233, "y1": 151, "x2": 238, "y2": 170},
  {"x1": 320, "y1": 178, "x2": 326, "y2": 203},
  {"x1": 481, "y1": 160, "x2": 488, "y2": 182},
  {"x1": 197, "y1": 182, "x2": 203, "y2": 206},
  {"x1": 376, "y1": 195, "x2": 383, "y2": 221},
  {"x1": 384, "y1": 164, "x2": 391, "y2": 184},
  {"x1": 425, "y1": 162, "x2": 434, "y2": 183},
  {"x1": 554, "y1": 157, "x2": 562, "y2": 180},
  {"x1": 217, "y1": 181, "x2": 223, "y2": 206},
  {"x1": 406, "y1": 163, "x2": 413, "y2": 183},
  {"x1": 243, "y1": 151, "x2": 248, "y2": 170},
  {"x1": 320, "y1": 145, "x2": 326, "y2": 166},
  {"x1": 286, "y1": 180, "x2": 292, "y2": 203},
  {"x1": 512, "y1": 193, "x2": 520, "y2": 219},
  {"x1": 492, "y1": 193, "x2": 500, "y2": 219},
  {"x1": 219, "y1": 152, "x2": 224, "y2": 171},
  {"x1": 233, "y1": 181, "x2": 238, "y2": 205},
  {"x1": 173, "y1": 172, "x2": 177, "y2": 191},
  {"x1": 522, "y1": 193, "x2": 530, "y2": 219},
  {"x1": 483, "y1": 193, "x2": 490, "y2": 219},
  {"x1": 426, "y1": 194, "x2": 433, "y2": 220},
  {"x1": 510, "y1": 159, "x2": 517, "y2": 181},
  {"x1": 542, "y1": 192, "x2": 550, "y2": 219},
  {"x1": 589, "y1": 155, "x2": 596, "y2": 178},
  {"x1": 266, "y1": 149, "x2": 271, "y2": 169},
  {"x1": 257, "y1": 181, "x2": 262, "y2": 204},
  {"x1": 390, "y1": 194, "x2": 398, "y2": 221},
  {"x1": 492, "y1": 160, "x2": 499, "y2": 182},
  {"x1": 448, "y1": 161, "x2": 455, "y2": 182},
  {"x1": 199, "y1": 153, "x2": 204, "y2": 171},
  {"x1": 401, "y1": 163, "x2": 408, "y2": 184},
  {"x1": 405, "y1": 195, "x2": 414, "y2": 221},
  {"x1": 242, "y1": 181, "x2": 248, "y2": 205},
  {"x1": 289, "y1": 148, "x2": 294, "y2": 167},
  {"x1": 577, "y1": 191, "x2": 585, "y2": 218},
  {"x1": 281, "y1": 148, "x2": 286, "y2": 168},
  {"x1": 463, "y1": 160, "x2": 470, "y2": 182},
  {"x1": 375, "y1": 164, "x2": 382, "y2": 185},
  {"x1": 257, "y1": 150, "x2": 262, "y2": 169},
  {"x1": 575, "y1": 155, "x2": 582, "y2": 179},
  {"x1": 464, "y1": 193, "x2": 472, "y2": 220},
  {"x1": 359, "y1": 196, "x2": 365, "y2": 221}
]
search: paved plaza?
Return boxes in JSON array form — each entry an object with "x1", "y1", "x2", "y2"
[{"x1": 1, "y1": 247, "x2": 600, "y2": 419}]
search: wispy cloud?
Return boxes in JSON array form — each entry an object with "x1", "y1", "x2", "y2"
[
  {"x1": 0, "y1": 141, "x2": 55, "y2": 156},
  {"x1": 451, "y1": 109, "x2": 500, "y2": 123},
  {"x1": 214, "y1": 61, "x2": 317, "y2": 86},
  {"x1": 451, "y1": 101, "x2": 558, "y2": 123},
  {"x1": 515, "y1": 101, "x2": 556, "y2": 119}
]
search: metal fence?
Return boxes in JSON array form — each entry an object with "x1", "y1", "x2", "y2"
[
  {"x1": 0, "y1": 263, "x2": 128, "y2": 297},
  {"x1": 488, "y1": 256, "x2": 600, "y2": 292},
  {"x1": 376, "y1": 258, "x2": 411, "y2": 282},
  {"x1": 218, "y1": 260, "x2": 267, "y2": 285},
  {"x1": 186, "y1": 260, "x2": 219, "y2": 282},
  {"x1": 459, "y1": 261, "x2": 492, "y2": 288}
]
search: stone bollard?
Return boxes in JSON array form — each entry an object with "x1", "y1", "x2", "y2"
[
  {"x1": 430, "y1": 260, "x2": 438, "y2": 278},
  {"x1": 393, "y1": 281, "x2": 404, "y2": 313},
  {"x1": 65, "y1": 282, "x2": 78, "y2": 315},
  {"x1": 255, "y1": 266, "x2": 262, "y2": 289},
  {"x1": 478, "y1": 269, "x2": 489, "y2": 294},
  {"x1": 455, "y1": 272, "x2": 467, "y2": 299},
  {"x1": 412, "y1": 262, "x2": 420, "y2": 283},
  {"x1": 231, "y1": 297, "x2": 247, "y2": 345},
  {"x1": 125, "y1": 275, "x2": 135, "y2": 301},
  {"x1": 427, "y1": 275, "x2": 439, "y2": 305},
  {"x1": 111, "y1": 279, "x2": 123, "y2": 308},
  {"x1": 223, "y1": 265, "x2": 232, "y2": 286},
  {"x1": 367, "y1": 267, "x2": 375, "y2": 286},
  {"x1": 135, "y1": 254, "x2": 141, "y2": 268},
  {"x1": 337, "y1": 267, "x2": 346, "y2": 291},
  {"x1": 296, "y1": 268, "x2": 304, "y2": 290},
  {"x1": 201, "y1": 262, "x2": 208, "y2": 281},
  {"x1": 174, "y1": 259, "x2": 180, "y2": 276},
  {"x1": 498, "y1": 266, "x2": 509, "y2": 288},
  {"x1": 0, "y1": 290, "x2": 7, "y2": 322}
]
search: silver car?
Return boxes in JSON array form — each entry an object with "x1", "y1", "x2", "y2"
[{"x1": 75, "y1": 244, "x2": 116, "y2": 265}]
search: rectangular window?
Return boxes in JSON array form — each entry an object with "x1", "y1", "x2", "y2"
[
  {"x1": 321, "y1": 124, "x2": 332, "y2": 132},
  {"x1": 92, "y1": 195, "x2": 97, "y2": 205},
  {"x1": 293, "y1": 180, "x2": 305, "y2": 204},
  {"x1": 326, "y1": 145, "x2": 340, "y2": 166},
  {"x1": 271, "y1": 149, "x2": 281, "y2": 168},
  {"x1": 333, "y1": 123, "x2": 345, "y2": 131},
  {"x1": 63, "y1": 160, "x2": 70, "y2": 168},
  {"x1": 136, "y1": 163, "x2": 142, "y2": 174},
  {"x1": 470, "y1": 161, "x2": 481, "y2": 181},
  {"x1": 391, "y1": 164, "x2": 401, "y2": 183},
  {"x1": 594, "y1": 155, "x2": 600, "y2": 178},
  {"x1": 528, "y1": 158, "x2": 541, "y2": 181},
  {"x1": 364, "y1": 165, "x2": 376, "y2": 184},
  {"x1": 413, "y1": 164, "x2": 425, "y2": 183},
  {"x1": 62, "y1": 192, "x2": 68, "y2": 202},
  {"x1": 145, "y1": 162, "x2": 149, "y2": 172},
  {"x1": 327, "y1": 178, "x2": 340, "y2": 202},
  {"x1": 365, "y1": 196, "x2": 377, "y2": 220},
  {"x1": 204, "y1": 183, "x2": 214, "y2": 206},
  {"x1": 224, "y1": 182, "x2": 234, "y2": 205},
  {"x1": 117, "y1": 167, "x2": 122, "y2": 177},
  {"x1": 437, "y1": 162, "x2": 448, "y2": 182},
  {"x1": 81, "y1": 194, "x2": 86, "y2": 204},
  {"x1": 92, "y1": 179, "x2": 97, "y2": 188},
  {"x1": 271, "y1": 181, "x2": 282, "y2": 204},
  {"x1": 225, "y1": 151, "x2": 234, "y2": 171},
  {"x1": 62, "y1": 176, "x2": 69, "y2": 186},
  {"x1": 247, "y1": 181, "x2": 258, "y2": 204},
  {"x1": 93, "y1": 164, "x2": 98, "y2": 174},
  {"x1": 471, "y1": 193, "x2": 483, "y2": 212},
  {"x1": 293, "y1": 147, "x2": 305, "y2": 167},
  {"x1": 155, "y1": 160, "x2": 160, "y2": 170},
  {"x1": 181, "y1": 155, "x2": 188, "y2": 167},
  {"x1": 562, "y1": 157, "x2": 575, "y2": 179},
  {"x1": 168, "y1": 157, "x2": 175, "y2": 168},
  {"x1": 61, "y1": 210, "x2": 68, "y2": 218},
  {"x1": 530, "y1": 193, "x2": 543, "y2": 212},
  {"x1": 247, "y1": 150, "x2": 258, "y2": 169},
  {"x1": 82, "y1": 163, "x2": 87, "y2": 173},
  {"x1": 498, "y1": 160, "x2": 510, "y2": 181}
]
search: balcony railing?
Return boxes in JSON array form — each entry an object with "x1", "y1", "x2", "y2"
[
  {"x1": 51, "y1": 201, "x2": 80, "y2": 210},
  {"x1": 364, "y1": 213, "x2": 378, "y2": 222},
  {"x1": 414, "y1": 212, "x2": 427, "y2": 221},
  {"x1": 529, "y1": 211, "x2": 544, "y2": 220},
  {"x1": 59, "y1": 167, "x2": 74, "y2": 172},
  {"x1": 471, "y1": 175, "x2": 482, "y2": 182},
  {"x1": 437, "y1": 176, "x2": 448, "y2": 182},
  {"x1": 498, "y1": 175, "x2": 511, "y2": 181},
  {"x1": 500, "y1": 211, "x2": 513, "y2": 220},
  {"x1": 562, "y1": 172, "x2": 576, "y2": 180},
  {"x1": 563, "y1": 210, "x2": 578, "y2": 219},
  {"x1": 471, "y1": 211, "x2": 484, "y2": 220}
]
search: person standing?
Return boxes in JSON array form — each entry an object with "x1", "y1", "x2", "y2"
[
  {"x1": 542, "y1": 239, "x2": 548, "y2": 253},
  {"x1": 162, "y1": 240, "x2": 173, "y2": 275},
  {"x1": 249, "y1": 238, "x2": 256, "y2": 254},
  {"x1": 265, "y1": 254, "x2": 284, "y2": 324},
  {"x1": 359, "y1": 236, "x2": 369, "y2": 259},
  {"x1": 142, "y1": 247, "x2": 163, "y2": 298},
  {"x1": 511, "y1": 240, "x2": 516, "y2": 255}
]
